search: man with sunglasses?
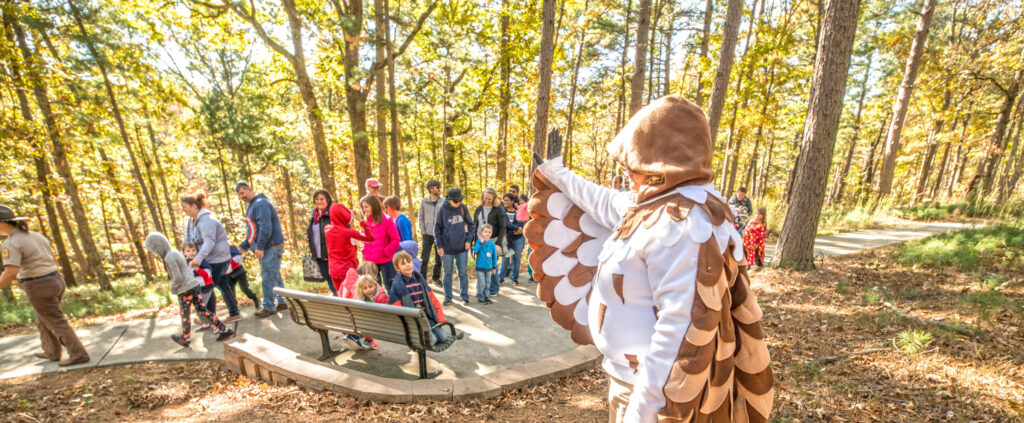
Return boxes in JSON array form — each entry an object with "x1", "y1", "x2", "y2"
[{"x1": 433, "y1": 188, "x2": 475, "y2": 305}]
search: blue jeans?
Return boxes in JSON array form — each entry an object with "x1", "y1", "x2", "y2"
[
  {"x1": 209, "y1": 260, "x2": 239, "y2": 316},
  {"x1": 475, "y1": 269, "x2": 493, "y2": 301},
  {"x1": 430, "y1": 326, "x2": 450, "y2": 346},
  {"x1": 441, "y1": 251, "x2": 469, "y2": 302},
  {"x1": 377, "y1": 260, "x2": 396, "y2": 291},
  {"x1": 259, "y1": 246, "x2": 286, "y2": 311},
  {"x1": 499, "y1": 236, "x2": 525, "y2": 285}
]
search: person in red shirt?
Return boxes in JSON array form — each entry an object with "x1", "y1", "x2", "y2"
[
  {"x1": 743, "y1": 207, "x2": 767, "y2": 269},
  {"x1": 324, "y1": 203, "x2": 374, "y2": 295}
]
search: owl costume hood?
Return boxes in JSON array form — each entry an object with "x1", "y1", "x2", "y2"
[{"x1": 525, "y1": 96, "x2": 773, "y2": 422}]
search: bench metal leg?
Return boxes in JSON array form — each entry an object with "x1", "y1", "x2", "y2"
[
  {"x1": 317, "y1": 330, "x2": 340, "y2": 361},
  {"x1": 417, "y1": 350, "x2": 442, "y2": 379}
]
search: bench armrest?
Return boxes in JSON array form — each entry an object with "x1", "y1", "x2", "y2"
[{"x1": 431, "y1": 321, "x2": 460, "y2": 340}]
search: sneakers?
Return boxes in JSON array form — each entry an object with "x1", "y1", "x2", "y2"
[
  {"x1": 483, "y1": 298, "x2": 494, "y2": 305},
  {"x1": 34, "y1": 351, "x2": 58, "y2": 361},
  {"x1": 255, "y1": 309, "x2": 276, "y2": 318},
  {"x1": 216, "y1": 330, "x2": 236, "y2": 342},
  {"x1": 442, "y1": 299, "x2": 452, "y2": 306},
  {"x1": 171, "y1": 335, "x2": 191, "y2": 348},
  {"x1": 366, "y1": 340, "x2": 379, "y2": 349},
  {"x1": 343, "y1": 334, "x2": 364, "y2": 350},
  {"x1": 513, "y1": 282, "x2": 520, "y2": 287},
  {"x1": 223, "y1": 314, "x2": 242, "y2": 323},
  {"x1": 195, "y1": 323, "x2": 212, "y2": 332}
]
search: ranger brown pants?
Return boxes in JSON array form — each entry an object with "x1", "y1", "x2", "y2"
[{"x1": 22, "y1": 274, "x2": 89, "y2": 361}]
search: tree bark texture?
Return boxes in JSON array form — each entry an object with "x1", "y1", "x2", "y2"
[
  {"x1": 829, "y1": 51, "x2": 873, "y2": 206},
  {"x1": 913, "y1": 89, "x2": 952, "y2": 202},
  {"x1": 705, "y1": 0, "x2": 745, "y2": 148},
  {"x1": 774, "y1": 0, "x2": 860, "y2": 270},
  {"x1": 629, "y1": 0, "x2": 653, "y2": 115},
  {"x1": 374, "y1": 0, "x2": 390, "y2": 194},
  {"x1": 532, "y1": 0, "x2": 558, "y2": 175},
  {"x1": 876, "y1": 0, "x2": 937, "y2": 196},
  {"x1": 96, "y1": 147, "x2": 154, "y2": 281},
  {"x1": 565, "y1": 0, "x2": 590, "y2": 169},
  {"x1": 696, "y1": 0, "x2": 714, "y2": 107},
  {"x1": 147, "y1": 124, "x2": 180, "y2": 244},
  {"x1": 497, "y1": 0, "x2": 511, "y2": 181}
]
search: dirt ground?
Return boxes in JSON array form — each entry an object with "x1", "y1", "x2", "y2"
[{"x1": 2, "y1": 245, "x2": 1022, "y2": 422}]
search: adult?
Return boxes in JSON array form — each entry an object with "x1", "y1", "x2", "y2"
[
  {"x1": 365, "y1": 178, "x2": 385, "y2": 203},
  {"x1": 508, "y1": 185, "x2": 521, "y2": 206},
  {"x1": 0, "y1": 205, "x2": 90, "y2": 366},
  {"x1": 434, "y1": 188, "x2": 474, "y2": 305},
  {"x1": 360, "y1": 195, "x2": 401, "y2": 289},
  {"x1": 728, "y1": 186, "x2": 753, "y2": 217},
  {"x1": 525, "y1": 96, "x2": 773, "y2": 422},
  {"x1": 498, "y1": 193, "x2": 525, "y2": 288},
  {"x1": 383, "y1": 196, "x2": 414, "y2": 242},
  {"x1": 236, "y1": 182, "x2": 288, "y2": 318},
  {"x1": 472, "y1": 188, "x2": 506, "y2": 295},
  {"x1": 417, "y1": 179, "x2": 444, "y2": 284},
  {"x1": 307, "y1": 189, "x2": 334, "y2": 295},
  {"x1": 181, "y1": 192, "x2": 240, "y2": 322}
]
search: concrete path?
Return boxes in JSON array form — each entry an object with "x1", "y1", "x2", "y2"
[{"x1": 0, "y1": 221, "x2": 972, "y2": 381}]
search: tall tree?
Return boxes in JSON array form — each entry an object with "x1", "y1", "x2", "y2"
[
  {"x1": 829, "y1": 49, "x2": 873, "y2": 206},
  {"x1": 9, "y1": 9, "x2": 112, "y2": 290},
  {"x1": 532, "y1": 0, "x2": 558, "y2": 174},
  {"x1": 705, "y1": 0, "x2": 745, "y2": 146},
  {"x1": 695, "y1": 0, "x2": 714, "y2": 106},
  {"x1": 774, "y1": 0, "x2": 860, "y2": 270},
  {"x1": 629, "y1": 0, "x2": 653, "y2": 115},
  {"x1": 876, "y1": 0, "x2": 938, "y2": 196},
  {"x1": 496, "y1": 0, "x2": 511, "y2": 181}
]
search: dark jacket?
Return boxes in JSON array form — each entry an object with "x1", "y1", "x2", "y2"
[
  {"x1": 239, "y1": 193, "x2": 285, "y2": 252},
  {"x1": 472, "y1": 204, "x2": 506, "y2": 249},
  {"x1": 502, "y1": 205, "x2": 523, "y2": 241},
  {"x1": 387, "y1": 272, "x2": 440, "y2": 323},
  {"x1": 433, "y1": 201, "x2": 474, "y2": 254},
  {"x1": 307, "y1": 206, "x2": 331, "y2": 260}
]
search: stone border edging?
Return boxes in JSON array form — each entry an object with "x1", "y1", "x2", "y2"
[{"x1": 221, "y1": 333, "x2": 601, "y2": 402}]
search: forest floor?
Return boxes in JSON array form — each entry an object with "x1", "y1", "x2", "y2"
[{"x1": 2, "y1": 227, "x2": 1023, "y2": 422}]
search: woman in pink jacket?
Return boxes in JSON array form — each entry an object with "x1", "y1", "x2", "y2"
[{"x1": 360, "y1": 195, "x2": 401, "y2": 289}]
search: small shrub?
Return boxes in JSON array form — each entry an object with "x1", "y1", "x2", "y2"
[{"x1": 896, "y1": 330, "x2": 933, "y2": 355}]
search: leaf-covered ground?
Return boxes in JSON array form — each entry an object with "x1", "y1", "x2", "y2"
[{"x1": 2, "y1": 239, "x2": 1022, "y2": 422}]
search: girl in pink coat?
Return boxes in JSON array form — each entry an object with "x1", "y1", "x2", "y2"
[{"x1": 360, "y1": 195, "x2": 401, "y2": 289}]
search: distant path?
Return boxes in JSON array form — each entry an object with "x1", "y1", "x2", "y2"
[
  {"x1": 765, "y1": 221, "x2": 977, "y2": 259},
  {"x1": 0, "y1": 221, "x2": 976, "y2": 380}
]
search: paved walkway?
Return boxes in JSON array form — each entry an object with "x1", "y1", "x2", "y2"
[{"x1": 0, "y1": 221, "x2": 972, "y2": 381}]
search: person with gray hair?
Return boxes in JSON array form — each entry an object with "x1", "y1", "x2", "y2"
[{"x1": 235, "y1": 182, "x2": 288, "y2": 318}]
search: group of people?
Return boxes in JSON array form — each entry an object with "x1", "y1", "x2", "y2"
[{"x1": 728, "y1": 186, "x2": 768, "y2": 269}]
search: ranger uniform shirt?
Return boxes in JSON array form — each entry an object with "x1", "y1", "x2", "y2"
[{"x1": 2, "y1": 229, "x2": 59, "y2": 279}]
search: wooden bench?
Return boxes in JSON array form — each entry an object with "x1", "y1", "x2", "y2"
[{"x1": 273, "y1": 287, "x2": 462, "y2": 379}]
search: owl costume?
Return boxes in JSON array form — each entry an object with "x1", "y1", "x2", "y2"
[{"x1": 525, "y1": 96, "x2": 773, "y2": 422}]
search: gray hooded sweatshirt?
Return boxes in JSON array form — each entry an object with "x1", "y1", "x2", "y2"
[
  {"x1": 184, "y1": 208, "x2": 231, "y2": 264},
  {"x1": 145, "y1": 232, "x2": 199, "y2": 295}
]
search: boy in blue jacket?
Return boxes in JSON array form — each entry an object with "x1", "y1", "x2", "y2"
[
  {"x1": 227, "y1": 245, "x2": 261, "y2": 310},
  {"x1": 472, "y1": 224, "x2": 497, "y2": 304}
]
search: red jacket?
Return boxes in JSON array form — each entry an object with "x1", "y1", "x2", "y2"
[{"x1": 324, "y1": 204, "x2": 374, "y2": 282}]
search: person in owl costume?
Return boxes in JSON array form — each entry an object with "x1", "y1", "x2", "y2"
[{"x1": 525, "y1": 96, "x2": 774, "y2": 422}]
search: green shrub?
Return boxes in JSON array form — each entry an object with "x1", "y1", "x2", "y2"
[
  {"x1": 895, "y1": 330, "x2": 933, "y2": 355},
  {"x1": 0, "y1": 274, "x2": 171, "y2": 327},
  {"x1": 896, "y1": 224, "x2": 1024, "y2": 270}
]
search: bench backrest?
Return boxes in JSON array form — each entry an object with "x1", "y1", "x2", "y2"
[{"x1": 274, "y1": 287, "x2": 435, "y2": 350}]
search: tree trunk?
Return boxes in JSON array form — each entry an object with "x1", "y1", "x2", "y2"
[
  {"x1": 69, "y1": 1, "x2": 165, "y2": 237},
  {"x1": 705, "y1": 0, "x2": 745, "y2": 148},
  {"x1": 862, "y1": 110, "x2": 890, "y2": 194},
  {"x1": 629, "y1": 0, "x2": 653, "y2": 115},
  {"x1": 147, "y1": 124, "x2": 180, "y2": 244},
  {"x1": 374, "y1": 0, "x2": 390, "y2": 194},
  {"x1": 135, "y1": 125, "x2": 167, "y2": 234},
  {"x1": 996, "y1": 84, "x2": 1024, "y2": 202},
  {"x1": 774, "y1": 0, "x2": 860, "y2": 270},
  {"x1": 96, "y1": 146, "x2": 154, "y2": 281},
  {"x1": 967, "y1": 75, "x2": 1021, "y2": 200},
  {"x1": 757, "y1": 134, "x2": 775, "y2": 198},
  {"x1": 696, "y1": 0, "x2": 714, "y2": 106},
  {"x1": 282, "y1": 166, "x2": 300, "y2": 251},
  {"x1": 98, "y1": 190, "x2": 121, "y2": 273},
  {"x1": 497, "y1": 0, "x2": 510, "y2": 182},
  {"x1": 3, "y1": 27, "x2": 78, "y2": 287},
  {"x1": 532, "y1": 0, "x2": 558, "y2": 175},
  {"x1": 565, "y1": 0, "x2": 590, "y2": 169},
  {"x1": 829, "y1": 50, "x2": 873, "y2": 206},
  {"x1": 913, "y1": 89, "x2": 953, "y2": 203},
  {"x1": 876, "y1": 0, "x2": 937, "y2": 196},
  {"x1": 616, "y1": 0, "x2": 634, "y2": 131},
  {"x1": 9, "y1": 12, "x2": 113, "y2": 290},
  {"x1": 662, "y1": 5, "x2": 674, "y2": 96},
  {"x1": 385, "y1": 0, "x2": 401, "y2": 196},
  {"x1": 721, "y1": 0, "x2": 764, "y2": 195},
  {"x1": 55, "y1": 201, "x2": 93, "y2": 281}
]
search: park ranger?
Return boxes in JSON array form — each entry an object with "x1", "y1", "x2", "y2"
[{"x1": 0, "y1": 205, "x2": 90, "y2": 366}]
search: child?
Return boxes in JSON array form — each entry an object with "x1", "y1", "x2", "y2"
[
  {"x1": 515, "y1": 194, "x2": 530, "y2": 223},
  {"x1": 182, "y1": 242, "x2": 218, "y2": 331},
  {"x1": 743, "y1": 207, "x2": 767, "y2": 270},
  {"x1": 227, "y1": 245, "x2": 261, "y2": 310},
  {"x1": 144, "y1": 233, "x2": 234, "y2": 347},
  {"x1": 324, "y1": 203, "x2": 374, "y2": 296},
  {"x1": 384, "y1": 196, "x2": 414, "y2": 242},
  {"x1": 353, "y1": 275, "x2": 390, "y2": 349},
  {"x1": 387, "y1": 251, "x2": 454, "y2": 350},
  {"x1": 399, "y1": 240, "x2": 422, "y2": 274},
  {"x1": 361, "y1": 195, "x2": 401, "y2": 289},
  {"x1": 472, "y1": 224, "x2": 497, "y2": 304}
]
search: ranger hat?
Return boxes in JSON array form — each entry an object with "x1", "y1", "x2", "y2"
[{"x1": 0, "y1": 205, "x2": 28, "y2": 222}]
